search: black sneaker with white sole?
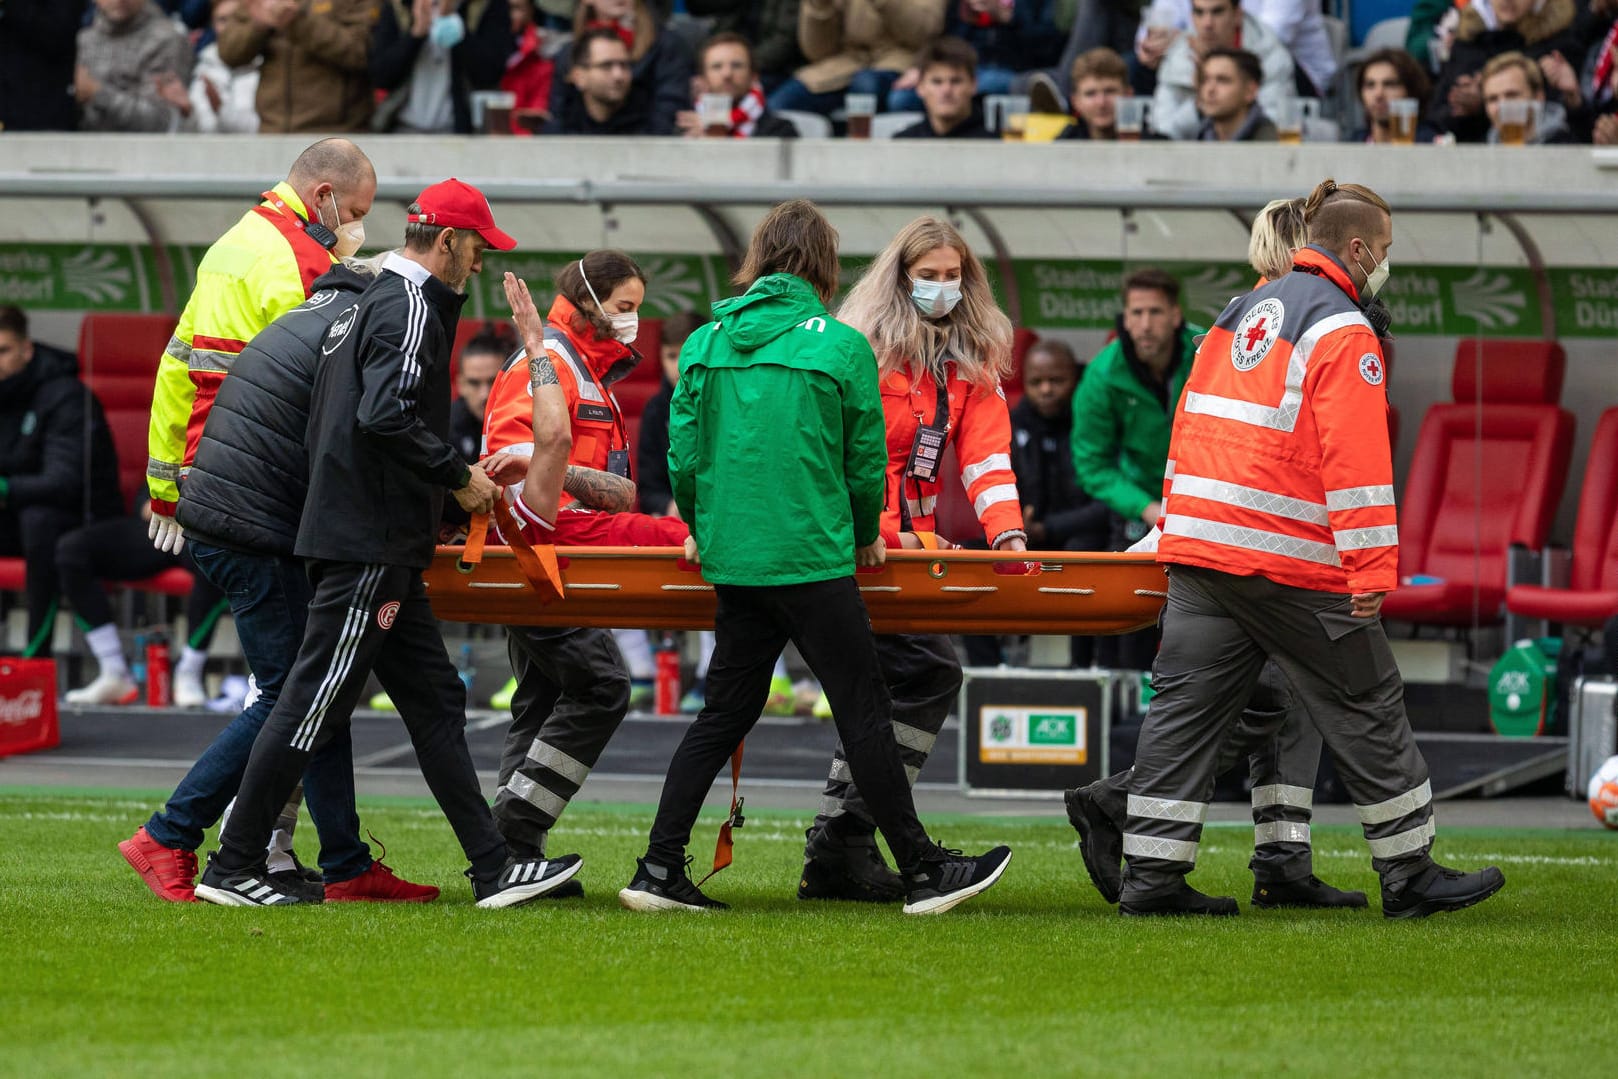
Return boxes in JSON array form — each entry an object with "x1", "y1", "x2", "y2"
[
  {"x1": 902, "y1": 844, "x2": 1012, "y2": 915},
  {"x1": 194, "y1": 853, "x2": 320, "y2": 906},
  {"x1": 471, "y1": 853, "x2": 584, "y2": 909},
  {"x1": 619, "y1": 856, "x2": 728, "y2": 912},
  {"x1": 266, "y1": 867, "x2": 327, "y2": 903},
  {"x1": 798, "y1": 826, "x2": 905, "y2": 903}
]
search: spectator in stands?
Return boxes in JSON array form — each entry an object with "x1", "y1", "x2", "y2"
[
  {"x1": 502, "y1": 0, "x2": 556, "y2": 119},
  {"x1": 189, "y1": 0, "x2": 262, "y2": 134},
  {"x1": 1481, "y1": 50, "x2": 1575, "y2": 143},
  {"x1": 451, "y1": 327, "x2": 512, "y2": 464},
  {"x1": 1540, "y1": 0, "x2": 1618, "y2": 143},
  {"x1": 891, "y1": 0, "x2": 1064, "y2": 111},
  {"x1": 768, "y1": 0, "x2": 948, "y2": 116},
  {"x1": 637, "y1": 311, "x2": 705, "y2": 517},
  {"x1": 76, "y1": 0, "x2": 196, "y2": 132},
  {"x1": 1018, "y1": 0, "x2": 1139, "y2": 111},
  {"x1": 547, "y1": 0, "x2": 691, "y2": 135},
  {"x1": 1348, "y1": 47, "x2": 1435, "y2": 144},
  {"x1": 59, "y1": 499, "x2": 230, "y2": 708},
  {"x1": 371, "y1": 0, "x2": 516, "y2": 133},
  {"x1": 1149, "y1": 0, "x2": 1294, "y2": 140},
  {"x1": 894, "y1": 37, "x2": 995, "y2": 137},
  {"x1": 1429, "y1": 0, "x2": 1581, "y2": 143},
  {"x1": 676, "y1": 32, "x2": 800, "y2": 137},
  {"x1": 546, "y1": 26, "x2": 653, "y2": 132},
  {"x1": 1056, "y1": 46, "x2": 1139, "y2": 138},
  {"x1": 0, "y1": 1, "x2": 82, "y2": 132},
  {"x1": 217, "y1": 0, "x2": 376, "y2": 133},
  {"x1": 1070, "y1": 268, "x2": 1200, "y2": 669},
  {"x1": 1132, "y1": 0, "x2": 1334, "y2": 97},
  {"x1": 0, "y1": 306, "x2": 123, "y2": 660},
  {"x1": 1195, "y1": 46, "x2": 1276, "y2": 141},
  {"x1": 686, "y1": 0, "x2": 807, "y2": 90}
]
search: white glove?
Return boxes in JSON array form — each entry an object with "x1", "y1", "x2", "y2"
[
  {"x1": 1126, "y1": 525, "x2": 1161, "y2": 554},
  {"x1": 149, "y1": 512, "x2": 186, "y2": 555}
]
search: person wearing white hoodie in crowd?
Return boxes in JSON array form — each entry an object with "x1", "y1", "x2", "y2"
[
  {"x1": 1148, "y1": 0, "x2": 1296, "y2": 140},
  {"x1": 188, "y1": 0, "x2": 262, "y2": 133}
]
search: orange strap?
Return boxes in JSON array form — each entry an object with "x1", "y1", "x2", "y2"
[
  {"x1": 697, "y1": 740, "x2": 745, "y2": 886},
  {"x1": 460, "y1": 511, "x2": 489, "y2": 568},
  {"x1": 498, "y1": 494, "x2": 565, "y2": 604}
]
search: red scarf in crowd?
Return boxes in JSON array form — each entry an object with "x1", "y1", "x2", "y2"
[
  {"x1": 1593, "y1": 20, "x2": 1618, "y2": 105},
  {"x1": 728, "y1": 82, "x2": 767, "y2": 137}
]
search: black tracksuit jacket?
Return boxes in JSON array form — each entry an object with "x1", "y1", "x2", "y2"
[{"x1": 295, "y1": 257, "x2": 470, "y2": 569}]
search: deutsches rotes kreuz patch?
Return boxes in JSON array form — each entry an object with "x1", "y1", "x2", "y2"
[
  {"x1": 1359, "y1": 352, "x2": 1385, "y2": 386},
  {"x1": 1230, "y1": 299, "x2": 1284, "y2": 372}
]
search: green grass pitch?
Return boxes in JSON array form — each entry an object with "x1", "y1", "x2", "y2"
[{"x1": 2, "y1": 788, "x2": 1614, "y2": 1078}]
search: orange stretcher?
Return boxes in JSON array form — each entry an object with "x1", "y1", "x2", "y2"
[{"x1": 425, "y1": 522, "x2": 1167, "y2": 636}]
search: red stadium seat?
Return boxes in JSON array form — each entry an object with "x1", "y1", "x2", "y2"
[
  {"x1": 1381, "y1": 340, "x2": 1574, "y2": 627},
  {"x1": 0, "y1": 560, "x2": 24, "y2": 592},
  {"x1": 77, "y1": 314, "x2": 177, "y2": 507},
  {"x1": 1504, "y1": 407, "x2": 1618, "y2": 627}
]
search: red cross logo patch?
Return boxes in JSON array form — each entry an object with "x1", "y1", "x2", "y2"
[
  {"x1": 1359, "y1": 352, "x2": 1385, "y2": 386},
  {"x1": 1230, "y1": 298, "x2": 1284, "y2": 372}
]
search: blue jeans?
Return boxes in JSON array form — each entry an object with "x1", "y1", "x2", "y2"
[
  {"x1": 145, "y1": 541, "x2": 370, "y2": 882},
  {"x1": 767, "y1": 68, "x2": 902, "y2": 117}
]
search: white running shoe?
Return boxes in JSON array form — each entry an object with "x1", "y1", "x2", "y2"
[
  {"x1": 173, "y1": 670, "x2": 207, "y2": 708},
  {"x1": 64, "y1": 672, "x2": 139, "y2": 706}
]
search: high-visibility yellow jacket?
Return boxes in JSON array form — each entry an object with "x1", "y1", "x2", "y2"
[{"x1": 145, "y1": 181, "x2": 335, "y2": 513}]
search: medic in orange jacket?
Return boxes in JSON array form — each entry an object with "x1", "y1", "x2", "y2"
[
  {"x1": 1156, "y1": 245, "x2": 1398, "y2": 595},
  {"x1": 879, "y1": 362, "x2": 1026, "y2": 550},
  {"x1": 483, "y1": 293, "x2": 638, "y2": 508},
  {"x1": 482, "y1": 290, "x2": 684, "y2": 547}
]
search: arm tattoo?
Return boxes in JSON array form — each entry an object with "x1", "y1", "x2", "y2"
[
  {"x1": 528, "y1": 351, "x2": 560, "y2": 387},
  {"x1": 563, "y1": 465, "x2": 636, "y2": 513}
]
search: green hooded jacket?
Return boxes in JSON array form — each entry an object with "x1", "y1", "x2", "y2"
[
  {"x1": 669, "y1": 273, "x2": 887, "y2": 587},
  {"x1": 1070, "y1": 321, "x2": 1201, "y2": 521}
]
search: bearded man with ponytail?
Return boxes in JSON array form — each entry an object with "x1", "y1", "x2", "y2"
[{"x1": 1115, "y1": 178, "x2": 1506, "y2": 919}]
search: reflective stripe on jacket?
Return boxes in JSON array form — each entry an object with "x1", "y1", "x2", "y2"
[
  {"x1": 878, "y1": 361, "x2": 1024, "y2": 547},
  {"x1": 1157, "y1": 246, "x2": 1398, "y2": 594},
  {"x1": 145, "y1": 181, "x2": 333, "y2": 512}
]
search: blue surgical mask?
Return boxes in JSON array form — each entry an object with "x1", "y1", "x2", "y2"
[
  {"x1": 430, "y1": 12, "x2": 467, "y2": 50},
  {"x1": 910, "y1": 277, "x2": 962, "y2": 319}
]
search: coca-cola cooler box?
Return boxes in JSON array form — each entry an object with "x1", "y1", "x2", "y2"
[{"x1": 0, "y1": 658, "x2": 59, "y2": 758}]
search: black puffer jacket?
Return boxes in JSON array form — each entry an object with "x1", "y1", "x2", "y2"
[
  {"x1": 0, "y1": 343, "x2": 122, "y2": 521},
  {"x1": 296, "y1": 254, "x2": 469, "y2": 569},
  {"x1": 179, "y1": 265, "x2": 371, "y2": 556}
]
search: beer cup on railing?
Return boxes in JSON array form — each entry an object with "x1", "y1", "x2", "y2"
[
  {"x1": 1389, "y1": 98, "x2": 1419, "y2": 144},
  {"x1": 1117, "y1": 97, "x2": 1150, "y2": 141},
  {"x1": 698, "y1": 92, "x2": 733, "y2": 138},
  {"x1": 844, "y1": 93, "x2": 877, "y2": 139},
  {"x1": 1276, "y1": 97, "x2": 1307, "y2": 144},
  {"x1": 1496, "y1": 99, "x2": 1537, "y2": 145}
]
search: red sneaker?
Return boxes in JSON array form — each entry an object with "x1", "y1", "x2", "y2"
[
  {"x1": 118, "y1": 826, "x2": 199, "y2": 902},
  {"x1": 324, "y1": 861, "x2": 440, "y2": 903}
]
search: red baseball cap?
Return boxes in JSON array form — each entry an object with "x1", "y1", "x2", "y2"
[{"x1": 406, "y1": 178, "x2": 517, "y2": 251}]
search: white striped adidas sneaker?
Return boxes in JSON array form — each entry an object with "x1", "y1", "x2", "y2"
[{"x1": 472, "y1": 853, "x2": 584, "y2": 909}]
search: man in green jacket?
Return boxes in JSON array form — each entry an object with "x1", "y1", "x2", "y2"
[
  {"x1": 619, "y1": 199, "x2": 1011, "y2": 916},
  {"x1": 1071, "y1": 267, "x2": 1200, "y2": 669}
]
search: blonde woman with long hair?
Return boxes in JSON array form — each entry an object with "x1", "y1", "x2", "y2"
[
  {"x1": 798, "y1": 215, "x2": 1027, "y2": 904},
  {"x1": 1249, "y1": 197, "x2": 1309, "y2": 282}
]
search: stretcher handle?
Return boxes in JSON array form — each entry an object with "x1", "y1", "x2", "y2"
[
  {"x1": 458, "y1": 512, "x2": 490, "y2": 571},
  {"x1": 498, "y1": 493, "x2": 566, "y2": 605}
]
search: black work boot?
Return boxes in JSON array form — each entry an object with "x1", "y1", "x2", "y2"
[
  {"x1": 1381, "y1": 862, "x2": 1505, "y2": 920},
  {"x1": 798, "y1": 824, "x2": 904, "y2": 903},
  {"x1": 1119, "y1": 881, "x2": 1239, "y2": 917},
  {"x1": 1252, "y1": 874, "x2": 1369, "y2": 910},
  {"x1": 1063, "y1": 784, "x2": 1123, "y2": 904}
]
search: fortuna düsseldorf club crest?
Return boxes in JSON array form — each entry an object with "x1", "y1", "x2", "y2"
[
  {"x1": 377, "y1": 601, "x2": 401, "y2": 630},
  {"x1": 1231, "y1": 298, "x2": 1284, "y2": 372}
]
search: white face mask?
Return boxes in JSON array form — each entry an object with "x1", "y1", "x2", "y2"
[
  {"x1": 579, "y1": 258, "x2": 640, "y2": 343},
  {"x1": 1354, "y1": 240, "x2": 1390, "y2": 300},
  {"x1": 326, "y1": 192, "x2": 365, "y2": 259},
  {"x1": 910, "y1": 277, "x2": 962, "y2": 319}
]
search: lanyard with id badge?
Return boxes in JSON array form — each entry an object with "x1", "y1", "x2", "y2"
[{"x1": 899, "y1": 373, "x2": 951, "y2": 532}]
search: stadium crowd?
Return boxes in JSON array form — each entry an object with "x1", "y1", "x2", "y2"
[{"x1": 1, "y1": 0, "x2": 1616, "y2": 143}]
